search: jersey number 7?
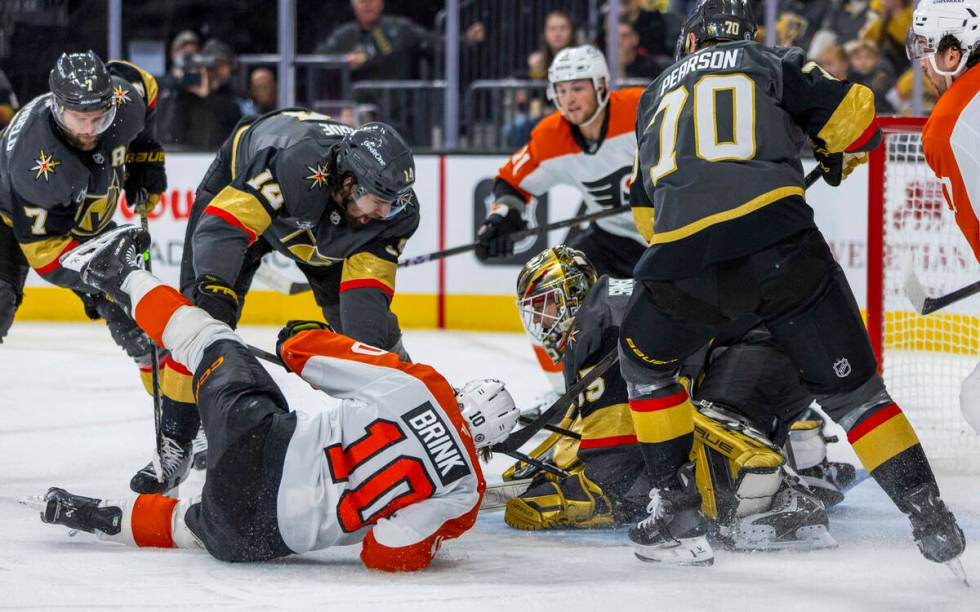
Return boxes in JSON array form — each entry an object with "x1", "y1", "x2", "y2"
[
  {"x1": 325, "y1": 419, "x2": 436, "y2": 532},
  {"x1": 646, "y1": 73, "x2": 756, "y2": 184}
]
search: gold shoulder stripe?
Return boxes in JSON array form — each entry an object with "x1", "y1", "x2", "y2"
[
  {"x1": 207, "y1": 186, "x2": 273, "y2": 238},
  {"x1": 650, "y1": 186, "x2": 804, "y2": 245},
  {"x1": 632, "y1": 205, "x2": 654, "y2": 245},
  {"x1": 342, "y1": 252, "x2": 396, "y2": 291},
  {"x1": 816, "y1": 84, "x2": 875, "y2": 153}
]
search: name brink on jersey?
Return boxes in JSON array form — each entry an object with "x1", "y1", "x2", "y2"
[
  {"x1": 403, "y1": 403, "x2": 469, "y2": 486},
  {"x1": 660, "y1": 49, "x2": 743, "y2": 95}
]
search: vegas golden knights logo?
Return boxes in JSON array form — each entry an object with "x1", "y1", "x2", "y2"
[
  {"x1": 74, "y1": 171, "x2": 121, "y2": 236},
  {"x1": 280, "y1": 227, "x2": 343, "y2": 266}
]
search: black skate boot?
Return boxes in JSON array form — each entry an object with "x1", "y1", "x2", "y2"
[
  {"x1": 60, "y1": 225, "x2": 149, "y2": 307},
  {"x1": 797, "y1": 459, "x2": 858, "y2": 509},
  {"x1": 130, "y1": 434, "x2": 193, "y2": 494},
  {"x1": 630, "y1": 463, "x2": 714, "y2": 566},
  {"x1": 191, "y1": 426, "x2": 208, "y2": 471},
  {"x1": 39, "y1": 488, "x2": 122, "y2": 536},
  {"x1": 724, "y1": 482, "x2": 836, "y2": 551},
  {"x1": 900, "y1": 484, "x2": 966, "y2": 564}
]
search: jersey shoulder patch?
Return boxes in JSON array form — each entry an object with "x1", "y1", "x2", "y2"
[{"x1": 5, "y1": 99, "x2": 81, "y2": 208}]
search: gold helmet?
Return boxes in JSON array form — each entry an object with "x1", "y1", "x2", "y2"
[{"x1": 516, "y1": 245, "x2": 598, "y2": 363}]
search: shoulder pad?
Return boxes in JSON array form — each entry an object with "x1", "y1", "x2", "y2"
[
  {"x1": 6, "y1": 102, "x2": 82, "y2": 208},
  {"x1": 274, "y1": 137, "x2": 337, "y2": 222},
  {"x1": 108, "y1": 61, "x2": 159, "y2": 110}
]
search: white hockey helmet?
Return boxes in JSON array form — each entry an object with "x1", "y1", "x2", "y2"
[
  {"x1": 547, "y1": 45, "x2": 611, "y2": 125},
  {"x1": 907, "y1": 0, "x2": 980, "y2": 80},
  {"x1": 456, "y1": 379, "x2": 520, "y2": 449}
]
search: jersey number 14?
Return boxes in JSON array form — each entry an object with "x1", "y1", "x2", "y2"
[{"x1": 646, "y1": 73, "x2": 755, "y2": 184}]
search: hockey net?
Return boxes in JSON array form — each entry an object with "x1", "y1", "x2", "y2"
[{"x1": 867, "y1": 117, "x2": 980, "y2": 472}]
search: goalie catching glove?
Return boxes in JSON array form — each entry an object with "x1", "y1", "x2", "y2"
[
  {"x1": 475, "y1": 201, "x2": 527, "y2": 260},
  {"x1": 124, "y1": 141, "x2": 167, "y2": 214},
  {"x1": 456, "y1": 378, "x2": 520, "y2": 449}
]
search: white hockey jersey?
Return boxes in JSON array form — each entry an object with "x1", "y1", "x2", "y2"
[
  {"x1": 495, "y1": 88, "x2": 646, "y2": 244},
  {"x1": 277, "y1": 329, "x2": 485, "y2": 571}
]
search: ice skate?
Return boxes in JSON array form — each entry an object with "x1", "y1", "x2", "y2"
[
  {"x1": 630, "y1": 464, "x2": 714, "y2": 566},
  {"x1": 901, "y1": 483, "x2": 966, "y2": 565},
  {"x1": 130, "y1": 434, "x2": 193, "y2": 495},
  {"x1": 35, "y1": 488, "x2": 122, "y2": 537},
  {"x1": 724, "y1": 484, "x2": 836, "y2": 551},
  {"x1": 60, "y1": 224, "x2": 149, "y2": 305}
]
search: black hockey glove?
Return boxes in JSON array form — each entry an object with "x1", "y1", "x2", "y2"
[
  {"x1": 276, "y1": 320, "x2": 334, "y2": 369},
  {"x1": 813, "y1": 144, "x2": 868, "y2": 187},
  {"x1": 0, "y1": 280, "x2": 20, "y2": 343},
  {"x1": 475, "y1": 204, "x2": 527, "y2": 261},
  {"x1": 124, "y1": 141, "x2": 167, "y2": 214},
  {"x1": 191, "y1": 275, "x2": 240, "y2": 328}
]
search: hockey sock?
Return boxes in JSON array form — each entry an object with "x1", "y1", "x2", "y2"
[
  {"x1": 629, "y1": 382, "x2": 694, "y2": 488},
  {"x1": 846, "y1": 402, "x2": 937, "y2": 508},
  {"x1": 121, "y1": 270, "x2": 241, "y2": 372}
]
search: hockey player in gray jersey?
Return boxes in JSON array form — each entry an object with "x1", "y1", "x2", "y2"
[
  {"x1": 0, "y1": 51, "x2": 165, "y2": 390},
  {"x1": 134, "y1": 109, "x2": 422, "y2": 495},
  {"x1": 506, "y1": 245, "x2": 849, "y2": 551},
  {"x1": 29, "y1": 225, "x2": 520, "y2": 572},
  {"x1": 621, "y1": 0, "x2": 965, "y2": 570}
]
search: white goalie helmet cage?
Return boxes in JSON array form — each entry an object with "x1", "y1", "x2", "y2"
[
  {"x1": 546, "y1": 45, "x2": 611, "y2": 123},
  {"x1": 907, "y1": 0, "x2": 980, "y2": 79}
]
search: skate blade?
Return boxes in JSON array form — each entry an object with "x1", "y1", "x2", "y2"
[
  {"x1": 17, "y1": 495, "x2": 46, "y2": 512},
  {"x1": 733, "y1": 525, "x2": 838, "y2": 552},
  {"x1": 634, "y1": 535, "x2": 714, "y2": 567},
  {"x1": 946, "y1": 557, "x2": 970, "y2": 587}
]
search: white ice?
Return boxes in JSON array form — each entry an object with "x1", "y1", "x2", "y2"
[{"x1": 2, "y1": 323, "x2": 979, "y2": 611}]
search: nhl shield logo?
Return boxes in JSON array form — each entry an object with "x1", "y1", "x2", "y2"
[
  {"x1": 330, "y1": 210, "x2": 341, "y2": 225},
  {"x1": 833, "y1": 357, "x2": 851, "y2": 378}
]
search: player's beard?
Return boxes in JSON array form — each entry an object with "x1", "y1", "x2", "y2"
[
  {"x1": 341, "y1": 194, "x2": 374, "y2": 228},
  {"x1": 64, "y1": 130, "x2": 100, "y2": 152}
]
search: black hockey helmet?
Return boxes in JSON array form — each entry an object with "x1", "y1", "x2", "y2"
[
  {"x1": 336, "y1": 122, "x2": 415, "y2": 205},
  {"x1": 48, "y1": 51, "x2": 116, "y2": 135},
  {"x1": 675, "y1": 0, "x2": 757, "y2": 60}
]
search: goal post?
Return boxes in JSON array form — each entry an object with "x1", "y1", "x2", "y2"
[{"x1": 865, "y1": 116, "x2": 980, "y2": 471}]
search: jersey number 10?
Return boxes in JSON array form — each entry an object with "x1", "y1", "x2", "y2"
[{"x1": 646, "y1": 73, "x2": 756, "y2": 184}]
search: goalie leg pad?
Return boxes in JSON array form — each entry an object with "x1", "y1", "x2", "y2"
[{"x1": 505, "y1": 471, "x2": 616, "y2": 530}]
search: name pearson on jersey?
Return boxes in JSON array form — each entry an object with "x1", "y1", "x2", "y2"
[
  {"x1": 402, "y1": 402, "x2": 470, "y2": 486},
  {"x1": 659, "y1": 48, "x2": 743, "y2": 95}
]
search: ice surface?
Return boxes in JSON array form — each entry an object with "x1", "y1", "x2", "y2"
[{"x1": 2, "y1": 323, "x2": 979, "y2": 610}]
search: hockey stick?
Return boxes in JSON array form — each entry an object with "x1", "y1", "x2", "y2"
[
  {"x1": 254, "y1": 262, "x2": 312, "y2": 296},
  {"x1": 492, "y1": 348, "x2": 619, "y2": 453},
  {"x1": 398, "y1": 206, "x2": 629, "y2": 268},
  {"x1": 518, "y1": 415, "x2": 581, "y2": 440},
  {"x1": 134, "y1": 193, "x2": 165, "y2": 483},
  {"x1": 903, "y1": 255, "x2": 980, "y2": 315}
]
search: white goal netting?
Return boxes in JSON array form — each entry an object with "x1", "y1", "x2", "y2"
[{"x1": 877, "y1": 127, "x2": 980, "y2": 472}]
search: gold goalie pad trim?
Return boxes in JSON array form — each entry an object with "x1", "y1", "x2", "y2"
[{"x1": 691, "y1": 409, "x2": 784, "y2": 521}]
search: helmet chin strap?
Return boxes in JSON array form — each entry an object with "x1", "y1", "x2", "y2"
[
  {"x1": 555, "y1": 81, "x2": 610, "y2": 129},
  {"x1": 928, "y1": 52, "x2": 970, "y2": 88}
]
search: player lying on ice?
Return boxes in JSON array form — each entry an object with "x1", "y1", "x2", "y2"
[
  {"x1": 26, "y1": 225, "x2": 521, "y2": 571},
  {"x1": 501, "y1": 245, "x2": 856, "y2": 552}
]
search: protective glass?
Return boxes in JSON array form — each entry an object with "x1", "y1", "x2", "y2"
[{"x1": 50, "y1": 99, "x2": 117, "y2": 138}]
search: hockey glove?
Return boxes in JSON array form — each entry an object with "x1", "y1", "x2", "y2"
[
  {"x1": 813, "y1": 144, "x2": 867, "y2": 187},
  {"x1": 0, "y1": 280, "x2": 20, "y2": 343},
  {"x1": 124, "y1": 141, "x2": 167, "y2": 214},
  {"x1": 475, "y1": 203, "x2": 527, "y2": 261},
  {"x1": 276, "y1": 320, "x2": 334, "y2": 368},
  {"x1": 192, "y1": 275, "x2": 239, "y2": 328}
]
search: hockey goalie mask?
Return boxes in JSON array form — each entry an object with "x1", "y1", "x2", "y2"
[
  {"x1": 908, "y1": 0, "x2": 980, "y2": 82},
  {"x1": 516, "y1": 246, "x2": 598, "y2": 363}
]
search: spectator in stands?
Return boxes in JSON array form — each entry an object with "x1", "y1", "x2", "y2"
[
  {"x1": 807, "y1": 0, "x2": 872, "y2": 56},
  {"x1": 597, "y1": 0, "x2": 679, "y2": 65},
  {"x1": 0, "y1": 69, "x2": 19, "y2": 129},
  {"x1": 315, "y1": 0, "x2": 441, "y2": 81},
  {"x1": 526, "y1": 10, "x2": 578, "y2": 80},
  {"x1": 860, "y1": 0, "x2": 912, "y2": 73},
  {"x1": 157, "y1": 38, "x2": 243, "y2": 150},
  {"x1": 815, "y1": 44, "x2": 850, "y2": 80},
  {"x1": 619, "y1": 16, "x2": 662, "y2": 80},
  {"x1": 845, "y1": 38, "x2": 895, "y2": 113},
  {"x1": 241, "y1": 67, "x2": 277, "y2": 116},
  {"x1": 158, "y1": 30, "x2": 201, "y2": 95},
  {"x1": 774, "y1": 0, "x2": 834, "y2": 51}
]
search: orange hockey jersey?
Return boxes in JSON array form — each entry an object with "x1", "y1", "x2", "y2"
[{"x1": 922, "y1": 63, "x2": 980, "y2": 261}]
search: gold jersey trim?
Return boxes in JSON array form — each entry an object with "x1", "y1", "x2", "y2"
[
  {"x1": 342, "y1": 251, "x2": 397, "y2": 291},
  {"x1": 208, "y1": 186, "x2": 273, "y2": 239},
  {"x1": 817, "y1": 84, "x2": 876, "y2": 153},
  {"x1": 650, "y1": 185, "x2": 804, "y2": 245}
]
